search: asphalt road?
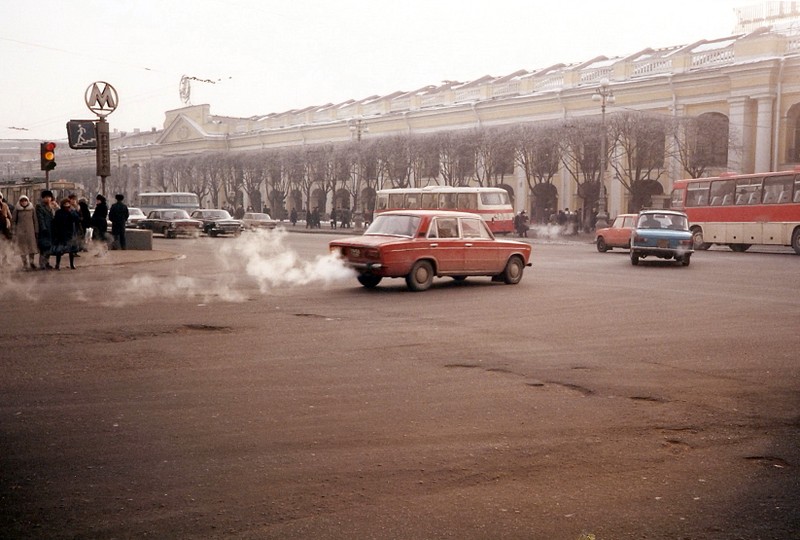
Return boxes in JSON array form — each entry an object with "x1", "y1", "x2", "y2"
[{"x1": 1, "y1": 232, "x2": 798, "y2": 539}]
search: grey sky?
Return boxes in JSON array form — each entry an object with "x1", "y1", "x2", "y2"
[{"x1": 2, "y1": 0, "x2": 749, "y2": 140}]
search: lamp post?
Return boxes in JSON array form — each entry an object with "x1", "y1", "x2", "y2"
[
  {"x1": 348, "y1": 117, "x2": 368, "y2": 141},
  {"x1": 592, "y1": 78, "x2": 615, "y2": 229}
]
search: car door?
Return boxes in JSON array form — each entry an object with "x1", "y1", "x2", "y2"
[
  {"x1": 427, "y1": 217, "x2": 464, "y2": 273},
  {"x1": 460, "y1": 217, "x2": 501, "y2": 273}
]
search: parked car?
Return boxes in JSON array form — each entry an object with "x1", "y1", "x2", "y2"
[
  {"x1": 630, "y1": 210, "x2": 694, "y2": 266},
  {"x1": 138, "y1": 209, "x2": 202, "y2": 238},
  {"x1": 595, "y1": 213, "x2": 637, "y2": 252},
  {"x1": 329, "y1": 210, "x2": 532, "y2": 291},
  {"x1": 190, "y1": 209, "x2": 243, "y2": 237},
  {"x1": 126, "y1": 207, "x2": 146, "y2": 228},
  {"x1": 241, "y1": 212, "x2": 277, "y2": 230}
]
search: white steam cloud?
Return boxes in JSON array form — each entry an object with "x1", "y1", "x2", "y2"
[{"x1": 0, "y1": 229, "x2": 356, "y2": 305}]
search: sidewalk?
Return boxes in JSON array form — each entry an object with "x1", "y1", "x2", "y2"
[{"x1": 68, "y1": 248, "x2": 179, "y2": 268}]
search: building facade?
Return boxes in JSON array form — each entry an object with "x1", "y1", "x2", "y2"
[{"x1": 3, "y1": 24, "x2": 800, "y2": 221}]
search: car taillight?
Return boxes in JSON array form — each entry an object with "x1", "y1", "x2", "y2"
[
  {"x1": 680, "y1": 239, "x2": 692, "y2": 247},
  {"x1": 365, "y1": 248, "x2": 380, "y2": 259}
]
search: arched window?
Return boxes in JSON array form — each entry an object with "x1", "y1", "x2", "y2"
[{"x1": 787, "y1": 103, "x2": 800, "y2": 163}]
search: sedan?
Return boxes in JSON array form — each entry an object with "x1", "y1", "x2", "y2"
[
  {"x1": 630, "y1": 210, "x2": 694, "y2": 266},
  {"x1": 242, "y1": 212, "x2": 277, "y2": 230},
  {"x1": 126, "y1": 207, "x2": 146, "y2": 228},
  {"x1": 329, "y1": 210, "x2": 532, "y2": 291},
  {"x1": 138, "y1": 209, "x2": 202, "y2": 238},
  {"x1": 190, "y1": 209, "x2": 243, "y2": 237},
  {"x1": 595, "y1": 213, "x2": 637, "y2": 252}
]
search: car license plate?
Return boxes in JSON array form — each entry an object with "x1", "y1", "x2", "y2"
[
  {"x1": 657, "y1": 239, "x2": 669, "y2": 248},
  {"x1": 349, "y1": 248, "x2": 360, "y2": 257}
]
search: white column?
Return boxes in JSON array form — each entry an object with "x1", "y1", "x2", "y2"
[
  {"x1": 728, "y1": 97, "x2": 751, "y2": 173},
  {"x1": 754, "y1": 95, "x2": 774, "y2": 173}
]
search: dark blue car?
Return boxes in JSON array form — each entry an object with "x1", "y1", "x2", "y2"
[{"x1": 630, "y1": 210, "x2": 694, "y2": 266}]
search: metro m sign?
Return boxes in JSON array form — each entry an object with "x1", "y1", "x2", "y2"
[{"x1": 85, "y1": 81, "x2": 118, "y2": 117}]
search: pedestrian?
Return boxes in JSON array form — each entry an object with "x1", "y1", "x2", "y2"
[
  {"x1": 78, "y1": 198, "x2": 92, "y2": 249},
  {"x1": 108, "y1": 194, "x2": 129, "y2": 250},
  {"x1": 35, "y1": 189, "x2": 55, "y2": 270},
  {"x1": 51, "y1": 198, "x2": 81, "y2": 270},
  {"x1": 92, "y1": 194, "x2": 108, "y2": 243},
  {"x1": 12, "y1": 195, "x2": 39, "y2": 270},
  {"x1": 0, "y1": 192, "x2": 14, "y2": 266},
  {"x1": 330, "y1": 208, "x2": 337, "y2": 229},
  {"x1": 290, "y1": 208, "x2": 298, "y2": 226}
]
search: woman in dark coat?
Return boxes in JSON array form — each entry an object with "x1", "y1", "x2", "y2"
[
  {"x1": 51, "y1": 198, "x2": 81, "y2": 269},
  {"x1": 78, "y1": 199, "x2": 92, "y2": 250},
  {"x1": 92, "y1": 194, "x2": 108, "y2": 242}
]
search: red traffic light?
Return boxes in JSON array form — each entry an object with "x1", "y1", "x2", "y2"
[{"x1": 40, "y1": 141, "x2": 57, "y2": 171}]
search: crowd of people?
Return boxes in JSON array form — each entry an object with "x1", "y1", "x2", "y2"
[{"x1": 0, "y1": 190, "x2": 129, "y2": 271}]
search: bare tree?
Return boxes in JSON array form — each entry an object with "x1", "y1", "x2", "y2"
[
  {"x1": 671, "y1": 112, "x2": 735, "y2": 178},
  {"x1": 437, "y1": 130, "x2": 475, "y2": 186},
  {"x1": 409, "y1": 134, "x2": 439, "y2": 187},
  {"x1": 474, "y1": 127, "x2": 515, "y2": 188},
  {"x1": 607, "y1": 111, "x2": 669, "y2": 212},
  {"x1": 513, "y1": 122, "x2": 562, "y2": 222},
  {"x1": 559, "y1": 117, "x2": 605, "y2": 228}
]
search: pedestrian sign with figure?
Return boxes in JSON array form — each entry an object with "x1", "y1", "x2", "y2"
[{"x1": 66, "y1": 120, "x2": 98, "y2": 149}]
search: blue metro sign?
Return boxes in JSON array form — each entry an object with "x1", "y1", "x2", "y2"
[{"x1": 66, "y1": 120, "x2": 97, "y2": 149}]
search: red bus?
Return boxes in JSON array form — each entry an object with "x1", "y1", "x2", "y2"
[
  {"x1": 670, "y1": 168, "x2": 800, "y2": 254},
  {"x1": 374, "y1": 186, "x2": 515, "y2": 235}
]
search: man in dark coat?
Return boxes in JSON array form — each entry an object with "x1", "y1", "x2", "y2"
[
  {"x1": 92, "y1": 194, "x2": 108, "y2": 242},
  {"x1": 35, "y1": 189, "x2": 55, "y2": 269},
  {"x1": 108, "y1": 194, "x2": 129, "y2": 250}
]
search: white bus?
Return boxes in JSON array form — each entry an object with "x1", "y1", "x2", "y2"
[
  {"x1": 374, "y1": 186, "x2": 515, "y2": 234},
  {"x1": 138, "y1": 192, "x2": 200, "y2": 214}
]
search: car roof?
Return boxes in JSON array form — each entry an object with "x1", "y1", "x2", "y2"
[
  {"x1": 638, "y1": 209, "x2": 686, "y2": 216},
  {"x1": 380, "y1": 209, "x2": 482, "y2": 219}
]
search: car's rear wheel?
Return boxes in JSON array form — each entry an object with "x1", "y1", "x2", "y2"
[
  {"x1": 209, "y1": 230, "x2": 218, "y2": 237},
  {"x1": 596, "y1": 237, "x2": 609, "y2": 252},
  {"x1": 501, "y1": 256, "x2": 524, "y2": 284},
  {"x1": 680, "y1": 254, "x2": 691, "y2": 266},
  {"x1": 406, "y1": 260, "x2": 434, "y2": 291},
  {"x1": 630, "y1": 251, "x2": 639, "y2": 265},
  {"x1": 451, "y1": 276, "x2": 467, "y2": 282},
  {"x1": 357, "y1": 274, "x2": 382, "y2": 288}
]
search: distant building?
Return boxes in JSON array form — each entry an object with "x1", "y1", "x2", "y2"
[{"x1": 3, "y1": 22, "x2": 799, "y2": 218}]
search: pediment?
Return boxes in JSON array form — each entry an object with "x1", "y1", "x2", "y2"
[{"x1": 157, "y1": 114, "x2": 208, "y2": 144}]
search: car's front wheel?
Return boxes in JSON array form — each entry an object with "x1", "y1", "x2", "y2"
[
  {"x1": 501, "y1": 256, "x2": 525, "y2": 284},
  {"x1": 680, "y1": 253, "x2": 691, "y2": 266},
  {"x1": 630, "y1": 251, "x2": 639, "y2": 265},
  {"x1": 357, "y1": 274, "x2": 382, "y2": 288},
  {"x1": 406, "y1": 260, "x2": 434, "y2": 291},
  {"x1": 596, "y1": 237, "x2": 609, "y2": 252}
]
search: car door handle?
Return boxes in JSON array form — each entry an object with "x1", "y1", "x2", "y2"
[
  {"x1": 430, "y1": 243, "x2": 439, "y2": 247},
  {"x1": 465, "y1": 243, "x2": 473, "y2": 247}
]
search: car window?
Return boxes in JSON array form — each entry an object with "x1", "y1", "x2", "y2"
[
  {"x1": 623, "y1": 216, "x2": 634, "y2": 228},
  {"x1": 611, "y1": 216, "x2": 624, "y2": 228},
  {"x1": 434, "y1": 218, "x2": 459, "y2": 238},
  {"x1": 461, "y1": 218, "x2": 490, "y2": 239},
  {"x1": 638, "y1": 214, "x2": 663, "y2": 229},
  {"x1": 365, "y1": 214, "x2": 420, "y2": 237}
]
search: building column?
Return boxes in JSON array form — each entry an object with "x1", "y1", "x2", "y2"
[
  {"x1": 728, "y1": 97, "x2": 752, "y2": 173},
  {"x1": 754, "y1": 95, "x2": 774, "y2": 173}
]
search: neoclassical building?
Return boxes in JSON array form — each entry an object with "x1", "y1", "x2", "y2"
[{"x1": 3, "y1": 18, "x2": 800, "y2": 219}]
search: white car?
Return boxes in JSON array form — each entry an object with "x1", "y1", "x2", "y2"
[{"x1": 241, "y1": 212, "x2": 277, "y2": 230}]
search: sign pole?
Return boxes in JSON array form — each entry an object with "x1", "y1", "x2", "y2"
[{"x1": 96, "y1": 117, "x2": 110, "y2": 197}]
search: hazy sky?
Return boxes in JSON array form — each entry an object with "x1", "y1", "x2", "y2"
[{"x1": 2, "y1": 0, "x2": 752, "y2": 141}]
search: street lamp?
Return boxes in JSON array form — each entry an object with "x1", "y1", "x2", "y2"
[{"x1": 592, "y1": 78, "x2": 615, "y2": 229}]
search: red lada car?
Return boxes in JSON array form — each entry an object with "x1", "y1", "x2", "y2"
[
  {"x1": 329, "y1": 210, "x2": 532, "y2": 291},
  {"x1": 595, "y1": 213, "x2": 637, "y2": 252}
]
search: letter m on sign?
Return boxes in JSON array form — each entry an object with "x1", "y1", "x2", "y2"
[{"x1": 85, "y1": 82, "x2": 119, "y2": 117}]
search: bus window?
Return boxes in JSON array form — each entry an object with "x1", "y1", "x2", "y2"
[
  {"x1": 442, "y1": 193, "x2": 457, "y2": 209},
  {"x1": 762, "y1": 174, "x2": 793, "y2": 204},
  {"x1": 405, "y1": 193, "x2": 420, "y2": 209},
  {"x1": 388, "y1": 193, "x2": 405, "y2": 209},
  {"x1": 735, "y1": 178, "x2": 763, "y2": 205},
  {"x1": 480, "y1": 191, "x2": 509, "y2": 206},
  {"x1": 458, "y1": 193, "x2": 478, "y2": 210},
  {"x1": 795, "y1": 175, "x2": 800, "y2": 203},
  {"x1": 709, "y1": 179, "x2": 735, "y2": 206},
  {"x1": 420, "y1": 193, "x2": 437, "y2": 209},
  {"x1": 670, "y1": 188, "x2": 685, "y2": 208},
  {"x1": 376, "y1": 194, "x2": 388, "y2": 210},
  {"x1": 685, "y1": 182, "x2": 709, "y2": 207}
]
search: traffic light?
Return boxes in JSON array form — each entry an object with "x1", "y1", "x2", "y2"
[{"x1": 40, "y1": 141, "x2": 56, "y2": 171}]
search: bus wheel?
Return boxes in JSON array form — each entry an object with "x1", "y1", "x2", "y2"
[
  {"x1": 792, "y1": 228, "x2": 800, "y2": 256},
  {"x1": 596, "y1": 237, "x2": 609, "y2": 252},
  {"x1": 406, "y1": 260, "x2": 434, "y2": 291},
  {"x1": 357, "y1": 274, "x2": 382, "y2": 288},
  {"x1": 729, "y1": 244, "x2": 751, "y2": 252},
  {"x1": 691, "y1": 228, "x2": 710, "y2": 250}
]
